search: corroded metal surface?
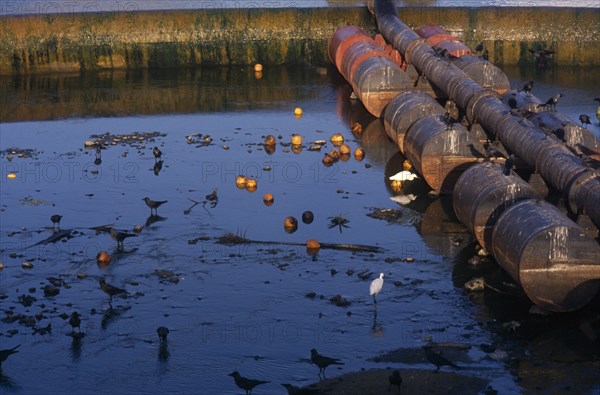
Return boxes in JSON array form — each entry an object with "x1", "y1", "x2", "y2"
[
  {"x1": 453, "y1": 162, "x2": 540, "y2": 252},
  {"x1": 492, "y1": 199, "x2": 600, "y2": 312},
  {"x1": 329, "y1": 25, "x2": 413, "y2": 117},
  {"x1": 383, "y1": 91, "x2": 445, "y2": 152},
  {"x1": 403, "y1": 115, "x2": 485, "y2": 194}
]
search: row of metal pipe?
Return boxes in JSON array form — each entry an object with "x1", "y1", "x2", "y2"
[
  {"x1": 371, "y1": 0, "x2": 600, "y2": 230},
  {"x1": 366, "y1": 0, "x2": 600, "y2": 312}
]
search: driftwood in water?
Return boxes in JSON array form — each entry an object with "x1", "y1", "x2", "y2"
[
  {"x1": 26, "y1": 229, "x2": 74, "y2": 248},
  {"x1": 215, "y1": 232, "x2": 384, "y2": 253}
]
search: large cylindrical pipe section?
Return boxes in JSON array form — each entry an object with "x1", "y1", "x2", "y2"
[
  {"x1": 373, "y1": 0, "x2": 600, "y2": 230},
  {"x1": 328, "y1": 25, "x2": 413, "y2": 117},
  {"x1": 492, "y1": 200, "x2": 600, "y2": 312},
  {"x1": 383, "y1": 91, "x2": 445, "y2": 152},
  {"x1": 402, "y1": 115, "x2": 485, "y2": 194},
  {"x1": 453, "y1": 162, "x2": 540, "y2": 253}
]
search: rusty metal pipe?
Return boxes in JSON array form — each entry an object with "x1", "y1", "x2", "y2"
[
  {"x1": 383, "y1": 91, "x2": 445, "y2": 152},
  {"x1": 328, "y1": 25, "x2": 413, "y2": 117},
  {"x1": 492, "y1": 199, "x2": 600, "y2": 312},
  {"x1": 453, "y1": 162, "x2": 540, "y2": 253},
  {"x1": 373, "y1": 0, "x2": 600, "y2": 230}
]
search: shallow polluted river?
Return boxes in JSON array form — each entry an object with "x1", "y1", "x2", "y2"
[{"x1": 1, "y1": 65, "x2": 599, "y2": 394}]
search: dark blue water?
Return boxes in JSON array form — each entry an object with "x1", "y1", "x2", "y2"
[{"x1": 1, "y1": 65, "x2": 599, "y2": 394}]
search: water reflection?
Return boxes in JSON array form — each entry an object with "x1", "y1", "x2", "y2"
[
  {"x1": 69, "y1": 335, "x2": 83, "y2": 361},
  {"x1": 0, "y1": 67, "x2": 338, "y2": 122},
  {"x1": 153, "y1": 160, "x2": 163, "y2": 176},
  {"x1": 145, "y1": 214, "x2": 167, "y2": 227},
  {"x1": 158, "y1": 343, "x2": 170, "y2": 362},
  {"x1": 371, "y1": 308, "x2": 385, "y2": 337}
]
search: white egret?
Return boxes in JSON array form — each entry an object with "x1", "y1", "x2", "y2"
[
  {"x1": 389, "y1": 170, "x2": 418, "y2": 182},
  {"x1": 369, "y1": 273, "x2": 384, "y2": 304}
]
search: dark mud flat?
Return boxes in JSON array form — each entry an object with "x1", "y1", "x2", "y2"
[{"x1": 1, "y1": 66, "x2": 599, "y2": 394}]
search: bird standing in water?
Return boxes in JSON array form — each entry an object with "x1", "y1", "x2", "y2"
[
  {"x1": 0, "y1": 345, "x2": 20, "y2": 368},
  {"x1": 310, "y1": 349, "x2": 343, "y2": 379},
  {"x1": 50, "y1": 214, "x2": 62, "y2": 230},
  {"x1": 98, "y1": 278, "x2": 127, "y2": 305},
  {"x1": 370, "y1": 273, "x2": 384, "y2": 304},
  {"x1": 143, "y1": 197, "x2": 168, "y2": 215},
  {"x1": 203, "y1": 188, "x2": 219, "y2": 208},
  {"x1": 69, "y1": 312, "x2": 81, "y2": 333},
  {"x1": 228, "y1": 371, "x2": 269, "y2": 395},
  {"x1": 157, "y1": 326, "x2": 169, "y2": 343},
  {"x1": 152, "y1": 146, "x2": 162, "y2": 162},
  {"x1": 422, "y1": 345, "x2": 460, "y2": 372},
  {"x1": 108, "y1": 227, "x2": 138, "y2": 249}
]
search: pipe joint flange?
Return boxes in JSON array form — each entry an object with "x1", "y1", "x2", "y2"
[
  {"x1": 566, "y1": 169, "x2": 600, "y2": 214},
  {"x1": 466, "y1": 89, "x2": 499, "y2": 124},
  {"x1": 404, "y1": 38, "x2": 430, "y2": 65}
]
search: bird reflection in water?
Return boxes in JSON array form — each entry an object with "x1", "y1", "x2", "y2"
[
  {"x1": 70, "y1": 334, "x2": 83, "y2": 361},
  {"x1": 101, "y1": 306, "x2": 130, "y2": 329},
  {"x1": 371, "y1": 308, "x2": 384, "y2": 337},
  {"x1": 145, "y1": 214, "x2": 166, "y2": 227},
  {"x1": 153, "y1": 160, "x2": 163, "y2": 176},
  {"x1": 157, "y1": 326, "x2": 170, "y2": 362},
  {"x1": 0, "y1": 372, "x2": 16, "y2": 390}
]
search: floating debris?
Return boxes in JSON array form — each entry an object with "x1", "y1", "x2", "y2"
[
  {"x1": 19, "y1": 196, "x2": 52, "y2": 206},
  {"x1": 330, "y1": 133, "x2": 344, "y2": 145},
  {"x1": 43, "y1": 284, "x2": 60, "y2": 297},
  {"x1": 96, "y1": 251, "x2": 111, "y2": 264},
  {"x1": 328, "y1": 215, "x2": 350, "y2": 233},
  {"x1": 214, "y1": 232, "x2": 384, "y2": 252},
  {"x1": 185, "y1": 132, "x2": 213, "y2": 147},
  {"x1": 464, "y1": 277, "x2": 485, "y2": 292},
  {"x1": 0, "y1": 147, "x2": 38, "y2": 159},
  {"x1": 89, "y1": 131, "x2": 165, "y2": 150},
  {"x1": 330, "y1": 294, "x2": 350, "y2": 307}
]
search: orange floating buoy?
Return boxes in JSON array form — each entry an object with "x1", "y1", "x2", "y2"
[
  {"x1": 284, "y1": 216, "x2": 298, "y2": 233},
  {"x1": 264, "y1": 135, "x2": 276, "y2": 146},
  {"x1": 246, "y1": 178, "x2": 257, "y2": 192},
  {"x1": 263, "y1": 193, "x2": 274, "y2": 205},
  {"x1": 236, "y1": 175, "x2": 247, "y2": 189},
  {"x1": 354, "y1": 147, "x2": 365, "y2": 161},
  {"x1": 96, "y1": 251, "x2": 111, "y2": 264},
  {"x1": 330, "y1": 133, "x2": 344, "y2": 145}
]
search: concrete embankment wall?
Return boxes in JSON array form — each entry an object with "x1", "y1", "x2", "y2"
[{"x1": 0, "y1": 7, "x2": 598, "y2": 74}]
